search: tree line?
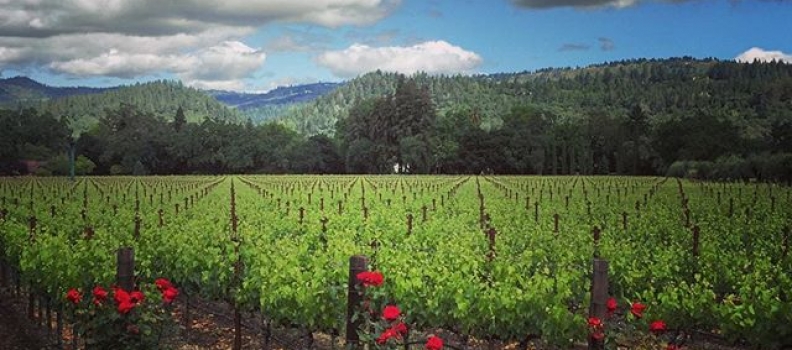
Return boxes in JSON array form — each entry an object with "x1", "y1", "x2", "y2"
[{"x1": 1, "y1": 58, "x2": 791, "y2": 181}]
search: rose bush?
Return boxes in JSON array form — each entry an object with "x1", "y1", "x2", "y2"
[
  {"x1": 65, "y1": 277, "x2": 179, "y2": 349},
  {"x1": 588, "y1": 297, "x2": 684, "y2": 350},
  {"x1": 355, "y1": 269, "x2": 445, "y2": 349}
]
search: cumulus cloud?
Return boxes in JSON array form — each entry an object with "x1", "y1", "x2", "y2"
[
  {"x1": 0, "y1": 0, "x2": 401, "y2": 38},
  {"x1": 510, "y1": 0, "x2": 690, "y2": 9},
  {"x1": 265, "y1": 30, "x2": 335, "y2": 53},
  {"x1": 0, "y1": 0, "x2": 401, "y2": 90},
  {"x1": 50, "y1": 41, "x2": 266, "y2": 87},
  {"x1": 316, "y1": 41, "x2": 483, "y2": 78},
  {"x1": 735, "y1": 47, "x2": 792, "y2": 64}
]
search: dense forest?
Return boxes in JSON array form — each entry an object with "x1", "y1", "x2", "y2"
[
  {"x1": 4, "y1": 80, "x2": 242, "y2": 135},
  {"x1": 1, "y1": 58, "x2": 791, "y2": 180}
]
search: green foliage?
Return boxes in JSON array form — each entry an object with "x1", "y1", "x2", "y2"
[
  {"x1": 43, "y1": 154, "x2": 96, "y2": 175},
  {"x1": 29, "y1": 80, "x2": 241, "y2": 135},
  {"x1": 339, "y1": 77, "x2": 437, "y2": 174}
]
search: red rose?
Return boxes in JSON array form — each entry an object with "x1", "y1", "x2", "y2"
[
  {"x1": 588, "y1": 317, "x2": 603, "y2": 329},
  {"x1": 356, "y1": 271, "x2": 384, "y2": 287},
  {"x1": 155, "y1": 278, "x2": 172, "y2": 291},
  {"x1": 631, "y1": 302, "x2": 646, "y2": 319},
  {"x1": 66, "y1": 289, "x2": 82, "y2": 305},
  {"x1": 93, "y1": 286, "x2": 108, "y2": 302},
  {"x1": 162, "y1": 287, "x2": 179, "y2": 304},
  {"x1": 425, "y1": 335, "x2": 444, "y2": 350},
  {"x1": 591, "y1": 331, "x2": 605, "y2": 342},
  {"x1": 130, "y1": 290, "x2": 145, "y2": 304},
  {"x1": 382, "y1": 305, "x2": 401, "y2": 321},
  {"x1": 606, "y1": 297, "x2": 617, "y2": 315},
  {"x1": 649, "y1": 320, "x2": 667, "y2": 334},
  {"x1": 667, "y1": 344, "x2": 681, "y2": 350},
  {"x1": 114, "y1": 288, "x2": 131, "y2": 304},
  {"x1": 393, "y1": 322, "x2": 408, "y2": 336},
  {"x1": 118, "y1": 300, "x2": 135, "y2": 314},
  {"x1": 376, "y1": 328, "x2": 399, "y2": 344}
]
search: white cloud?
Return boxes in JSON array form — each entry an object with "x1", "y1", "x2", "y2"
[
  {"x1": 316, "y1": 40, "x2": 483, "y2": 78},
  {"x1": 184, "y1": 41, "x2": 267, "y2": 81},
  {"x1": 49, "y1": 50, "x2": 186, "y2": 78},
  {"x1": 49, "y1": 41, "x2": 266, "y2": 88},
  {"x1": 0, "y1": 0, "x2": 401, "y2": 90},
  {"x1": 735, "y1": 47, "x2": 792, "y2": 64},
  {"x1": 0, "y1": 0, "x2": 401, "y2": 38}
]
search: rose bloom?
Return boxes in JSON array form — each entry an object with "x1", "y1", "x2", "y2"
[
  {"x1": 66, "y1": 289, "x2": 82, "y2": 305},
  {"x1": 425, "y1": 336, "x2": 443, "y2": 350},
  {"x1": 588, "y1": 317, "x2": 603, "y2": 328},
  {"x1": 591, "y1": 331, "x2": 605, "y2": 342},
  {"x1": 606, "y1": 297, "x2": 617, "y2": 314},
  {"x1": 118, "y1": 300, "x2": 135, "y2": 314},
  {"x1": 114, "y1": 288, "x2": 131, "y2": 304},
  {"x1": 393, "y1": 322, "x2": 408, "y2": 336},
  {"x1": 356, "y1": 271, "x2": 384, "y2": 287},
  {"x1": 649, "y1": 320, "x2": 667, "y2": 334},
  {"x1": 93, "y1": 286, "x2": 108, "y2": 301},
  {"x1": 130, "y1": 290, "x2": 145, "y2": 304},
  {"x1": 382, "y1": 305, "x2": 401, "y2": 321},
  {"x1": 631, "y1": 302, "x2": 646, "y2": 319},
  {"x1": 376, "y1": 328, "x2": 399, "y2": 344},
  {"x1": 163, "y1": 287, "x2": 179, "y2": 304},
  {"x1": 155, "y1": 278, "x2": 173, "y2": 291}
]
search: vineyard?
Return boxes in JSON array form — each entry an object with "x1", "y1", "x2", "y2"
[{"x1": 0, "y1": 175, "x2": 790, "y2": 349}]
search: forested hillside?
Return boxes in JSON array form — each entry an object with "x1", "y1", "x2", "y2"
[
  {"x1": 279, "y1": 58, "x2": 792, "y2": 179},
  {"x1": 0, "y1": 76, "x2": 110, "y2": 103},
  {"x1": 1, "y1": 57, "x2": 790, "y2": 179},
  {"x1": 31, "y1": 80, "x2": 242, "y2": 134},
  {"x1": 209, "y1": 82, "x2": 340, "y2": 123},
  {"x1": 279, "y1": 71, "x2": 516, "y2": 134}
]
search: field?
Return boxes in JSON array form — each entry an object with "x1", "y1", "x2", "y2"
[{"x1": 0, "y1": 176, "x2": 790, "y2": 349}]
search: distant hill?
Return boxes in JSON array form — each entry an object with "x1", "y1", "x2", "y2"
[
  {"x1": 277, "y1": 71, "x2": 520, "y2": 135},
  {"x1": 0, "y1": 76, "x2": 111, "y2": 103},
  {"x1": 28, "y1": 80, "x2": 243, "y2": 135},
  {"x1": 276, "y1": 58, "x2": 792, "y2": 135},
  {"x1": 0, "y1": 76, "x2": 339, "y2": 128},
  {"x1": 208, "y1": 82, "x2": 341, "y2": 122},
  {"x1": 210, "y1": 82, "x2": 340, "y2": 109}
]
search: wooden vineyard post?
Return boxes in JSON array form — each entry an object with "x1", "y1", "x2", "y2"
[
  {"x1": 692, "y1": 225, "x2": 700, "y2": 258},
  {"x1": 622, "y1": 212, "x2": 628, "y2": 231},
  {"x1": 588, "y1": 259, "x2": 609, "y2": 350},
  {"x1": 133, "y1": 213, "x2": 141, "y2": 240},
  {"x1": 553, "y1": 213, "x2": 559, "y2": 234},
  {"x1": 346, "y1": 255, "x2": 368, "y2": 348},
  {"x1": 116, "y1": 248, "x2": 135, "y2": 292},
  {"x1": 407, "y1": 213, "x2": 413, "y2": 235},
  {"x1": 29, "y1": 216, "x2": 37, "y2": 242},
  {"x1": 592, "y1": 226, "x2": 601, "y2": 258}
]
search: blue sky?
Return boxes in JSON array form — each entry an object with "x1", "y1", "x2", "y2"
[{"x1": 0, "y1": 0, "x2": 790, "y2": 92}]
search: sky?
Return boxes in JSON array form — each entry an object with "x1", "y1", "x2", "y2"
[{"x1": 0, "y1": 0, "x2": 790, "y2": 92}]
